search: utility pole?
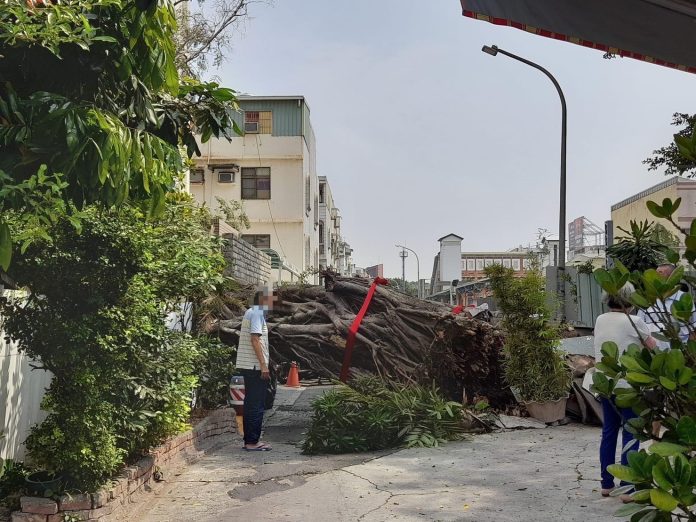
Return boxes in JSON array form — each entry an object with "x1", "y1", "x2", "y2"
[{"x1": 399, "y1": 248, "x2": 408, "y2": 293}]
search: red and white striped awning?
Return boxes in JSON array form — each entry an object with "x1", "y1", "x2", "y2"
[{"x1": 461, "y1": 0, "x2": 696, "y2": 74}]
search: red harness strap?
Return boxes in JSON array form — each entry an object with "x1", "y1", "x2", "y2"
[{"x1": 339, "y1": 277, "x2": 389, "y2": 382}]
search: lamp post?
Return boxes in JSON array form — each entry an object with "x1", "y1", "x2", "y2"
[
  {"x1": 481, "y1": 44, "x2": 567, "y2": 311},
  {"x1": 396, "y1": 244, "x2": 420, "y2": 299}
]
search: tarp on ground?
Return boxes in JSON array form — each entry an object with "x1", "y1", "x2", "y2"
[{"x1": 460, "y1": 0, "x2": 696, "y2": 74}]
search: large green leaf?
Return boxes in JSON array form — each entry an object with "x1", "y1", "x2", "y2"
[
  {"x1": 650, "y1": 488, "x2": 679, "y2": 512},
  {"x1": 0, "y1": 222, "x2": 12, "y2": 271},
  {"x1": 677, "y1": 416, "x2": 696, "y2": 446},
  {"x1": 649, "y1": 442, "x2": 688, "y2": 457},
  {"x1": 609, "y1": 464, "x2": 642, "y2": 483}
]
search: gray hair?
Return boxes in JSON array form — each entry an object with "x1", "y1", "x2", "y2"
[{"x1": 602, "y1": 282, "x2": 636, "y2": 310}]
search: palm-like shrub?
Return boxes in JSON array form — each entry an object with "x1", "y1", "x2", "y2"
[{"x1": 485, "y1": 265, "x2": 570, "y2": 402}]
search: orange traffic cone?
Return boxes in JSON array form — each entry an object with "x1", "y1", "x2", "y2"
[{"x1": 286, "y1": 361, "x2": 301, "y2": 388}]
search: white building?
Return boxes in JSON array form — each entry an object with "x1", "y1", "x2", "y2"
[
  {"x1": 189, "y1": 96, "x2": 320, "y2": 283},
  {"x1": 318, "y1": 176, "x2": 350, "y2": 274}
]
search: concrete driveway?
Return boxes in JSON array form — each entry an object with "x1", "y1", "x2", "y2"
[{"x1": 136, "y1": 386, "x2": 621, "y2": 522}]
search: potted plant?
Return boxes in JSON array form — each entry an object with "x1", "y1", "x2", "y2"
[
  {"x1": 24, "y1": 469, "x2": 63, "y2": 496},
  {"x1": 485, "y1": 264, "x2": 571, "y2": 423}
]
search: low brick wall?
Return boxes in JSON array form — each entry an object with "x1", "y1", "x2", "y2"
[
  {"x1": 222, "y1": 234, "x2": 272, "y2": 285},
  {"x1": 13, "y1": 408, "x2": 237, "y2": 522}
]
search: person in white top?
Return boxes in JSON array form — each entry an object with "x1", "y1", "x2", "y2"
[
  {"x1": 593, "y1": 282, "x2": 656, "y2": 500},
  {"x1": 236, "y1": 288, "x2": 277, "y2": 451}
]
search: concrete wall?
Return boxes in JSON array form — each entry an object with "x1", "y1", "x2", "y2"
[{"x1": 0, "y1": 294, "x2": 52, "y2": 461}]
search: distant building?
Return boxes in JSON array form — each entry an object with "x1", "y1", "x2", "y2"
[
  {"x1": 365, "y1": 264, "x2": 384, "y2": 278},
  {"x1": 611, "y1": 176, "x2": 696, "y2": 251},
  {"x1": 318, "y1": 177, "x2": 354, "y2": 275}
]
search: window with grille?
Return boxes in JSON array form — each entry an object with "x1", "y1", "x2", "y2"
[
  {"x1": 319, "y1": 221, "x2": 325, "y2": 253},
  {"x1": 314, "y1": 195, "x2": 319, "y2": 226},
  {"x1": 305, "y1": 176, "x2": 311, "y2": 214},
  {"x1": 241, "y1": 234, "x2": 271, "y2": 249},
  {"x1": 244, "y1": 111, "x2": 272, "y2": 134},
  {"x1": 241, "y1": 167, "x2": 271, "y2": 199},
  {"x1": 190, "y1": 168, "x2": 204, "y2": 184}
]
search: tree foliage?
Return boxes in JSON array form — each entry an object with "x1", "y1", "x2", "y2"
[
  {"x1": 644, "y1": 113, "x2": 696, "y2": 177},
  {"x1": 607, "y1": 220, "x2": 674, "y2": 273},
  {"x1": 593, "y1": 186, "x2": 696, "y2": 520},
  {"x1": 302, "y1": 376, "x2": 480, "y2": 455},
  {"x1": 485, "y1": 264, "x2": 570, "y2": 402},
  {"x1": 0, "y1": 198, "x2": 226, "y2": 491},
  {"x1": 174, "y1": 0, "x2": 265, "y2": 76},
  {"x1": 0, "y1": 0, "x2": 241, "y2": 270}
]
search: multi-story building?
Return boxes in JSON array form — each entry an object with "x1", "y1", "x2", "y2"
[
  {"x1": 365, "y1": 264, "x2": 384, "y2": 279},
  {"x1": 610, "y1": 176, "x2": 696, "y2": 251},
  {"x1": 189, "y1": 95, "x2": 320, "y2": 283}
]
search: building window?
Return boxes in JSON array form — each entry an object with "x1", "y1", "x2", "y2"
[
  {"x1": 305, "y1": 176, "x2": 311, "y2": 214},
  {"x1": 503, "y1": 259, "x2": 511, "y2": 269},
  {"x1": 241, "y1": 167, "x2": 271, "y2": 199},
  {"x1": 512, "y1": 259, "x2": 521, "y2": 271},
  {"x1": 319, "y1": 221, "x2": 325, "y2": 253},
  {"x1": 190, "y1": 167, "x2": 204, "y2": 184},
  {"x1": 466, "y1": 259, "x2": 475, "y2": 271},
  {"x1": 319, "y1": 183, "x2": 325, "y2": 204},
  {"x1": 241, "y1": 234, "x2": 271, "y2": 249},
  {"x1": 314, "y1": 195, "x2": 319, "y2": 226},
  {"x1": 305, "y1": 236, "x2": 311, "y2": 268},
  {"x1": 475, "y1": 259, "x2": 484, "y2": 271},
  {"x1": 244, "y1": 111, "x2": 272, "y2": 134}
]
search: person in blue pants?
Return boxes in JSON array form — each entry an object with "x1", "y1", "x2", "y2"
[
  {"x1": 236, "y1": 288, "x2": 277, "y2": 451},
  {"x1": 593, "y1": 283, "x2": 656, "y2": 499}
]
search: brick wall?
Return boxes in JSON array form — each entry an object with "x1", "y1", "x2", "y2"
[
  {"x1": 222, "y1": 234, "x2": 271, "y2": 285},
  {"x1": 13, "y1": 409, "x2": 237, "y2": 522}
]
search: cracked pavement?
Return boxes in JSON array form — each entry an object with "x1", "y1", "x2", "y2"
[{"x1": 135, "y1": 386, "x2": 622, "y2": 521}]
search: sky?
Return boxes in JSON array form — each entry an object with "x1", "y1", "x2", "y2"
[{"x1": 210, "y1": 0, "x2": 696, "y2": 279}]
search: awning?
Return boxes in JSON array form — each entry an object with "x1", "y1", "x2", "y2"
[{"x1": 461, "y1": 0, "x2": 696, "y2": 74}]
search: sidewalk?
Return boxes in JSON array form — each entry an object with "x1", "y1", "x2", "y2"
[{"x1": 136, "y1": 386, "x2": 621, "y2": 522}]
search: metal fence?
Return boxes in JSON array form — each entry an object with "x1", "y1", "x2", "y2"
[{"x1": 0, "y1": 293, "x2": 52, "y2": 461}]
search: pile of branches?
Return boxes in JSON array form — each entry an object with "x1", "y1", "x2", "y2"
[{"x1": 215, "y1": 273, "x2": 514, "y2": 408}]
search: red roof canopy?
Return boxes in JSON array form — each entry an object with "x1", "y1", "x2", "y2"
[{"x1": 461, "y1": 0, "x2": 696, "y2": 74}]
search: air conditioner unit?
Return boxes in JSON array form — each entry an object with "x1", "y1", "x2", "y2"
[
  {"x1": 244, "y1": 121, "x2": 259, "y2": 133},
  {"x1": 189, "y1": 168, "x2": 204, "y2": 184},
  {"x1": 217, "y1": 171, "x2": 235, "y2": 183}
]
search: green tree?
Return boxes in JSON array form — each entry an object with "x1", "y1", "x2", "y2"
[
  {"x1": 644, "y1": 113, "x2": 696, "y2": 177},
  {"x1": 0, "y1": 0, "x2": 241, "y2": 270},
  {"x1": 1, "y1": 197, "x2": 226, "y2": 490},
  {"x1": 607, "y1": 220, "x2": 672, "y2": 272},
  {"x1": 389, "y1": 278, "x2": 419, "y2": 297}
]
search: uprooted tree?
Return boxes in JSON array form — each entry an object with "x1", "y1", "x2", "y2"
[{"x1": 215, "y1": 273, "x2": 515, "y2": 409}]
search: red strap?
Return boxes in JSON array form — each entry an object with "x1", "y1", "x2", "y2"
[{"x1": 339, "y1": 277, "x2": 389, "y2": 382}]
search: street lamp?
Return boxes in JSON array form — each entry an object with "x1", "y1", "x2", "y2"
[
  {"x1": 395, "y1": 244, "x2": 420, "y2": 299},
  {"x1": 481, "y1": 44, "x2": 567, "y2": 311}
]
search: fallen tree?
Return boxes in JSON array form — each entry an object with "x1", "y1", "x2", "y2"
[{"x1": 215, "y1": 273, "x2": 515, "y2": 408}]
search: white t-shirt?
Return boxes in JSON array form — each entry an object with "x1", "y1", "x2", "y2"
[
  {"x1": 594, "y1": 311, "x2": 652, "y2": 388},
  {"x1": 236, "y1": 306, "x2": 269, "y2": 370}
]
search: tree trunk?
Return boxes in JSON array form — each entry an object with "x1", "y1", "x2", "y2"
[{"x1": 215, "y1": 273, "x2": 514, "y2": 408}]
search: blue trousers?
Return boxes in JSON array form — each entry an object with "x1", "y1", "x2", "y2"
[
  {"x1": 600, "y1": 397, "x2": 638, "y2": 489},
  {"x1": 240, "y1": 369, "x2": 266, "y2": 445}
]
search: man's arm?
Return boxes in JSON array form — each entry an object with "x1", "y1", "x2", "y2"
[{"x1": 251, "y1": 334, "x2": 270, "y2": 380}]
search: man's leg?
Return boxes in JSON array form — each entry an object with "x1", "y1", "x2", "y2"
[
  {"x1": 600, "y1": 397, "x2": 621, "y2": 490},
  {"x1": 241, "y1": 369, "x2": 265, "y2": 446}
]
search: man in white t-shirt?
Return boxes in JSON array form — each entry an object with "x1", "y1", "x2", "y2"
[{"x1": 236, "y1": 288, "x2": 277, "y2": 451}]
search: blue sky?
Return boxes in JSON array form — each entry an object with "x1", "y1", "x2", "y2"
[{"x1": 211, "y1": 0, "x2": 696, "y2": 278}]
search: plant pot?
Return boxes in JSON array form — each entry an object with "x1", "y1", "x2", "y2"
[
  {"x1": 25, "y1": 471, "x2": 63, "y2": 496},
  {"x1": 523, "y1": 395, "x2": 568, "y2": 424}
]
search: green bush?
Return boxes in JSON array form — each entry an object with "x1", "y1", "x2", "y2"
[
  {"x1": 0, "y1": 200, "x2": 225, "y2": 491},
  {"x1": 194, "y1": 336, "x2": 236, "y2": 410},
  {"x1": 485, "y1": 265, "x2": 570, "y2": 402},
  {"x1": 302, "y1": 377, "x2": 472, "y2": 455},
  {"x1": 592, "y1": 189, "x2": 696, "y2": 520}
]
